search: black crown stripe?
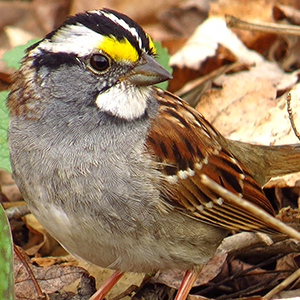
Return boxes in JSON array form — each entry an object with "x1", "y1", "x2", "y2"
[{"x1": 44, "y1": 9, "x2": 152, "y2": 57}]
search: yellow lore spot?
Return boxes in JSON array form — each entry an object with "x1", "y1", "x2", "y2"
[
  {"x1": 98, "y1": 35, "x2": 139, "y2": 61},
  {"x1": 146, "y1": 34, "x2": 156, "y2": 54}
]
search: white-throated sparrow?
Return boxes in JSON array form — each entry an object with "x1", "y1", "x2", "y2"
[{"x1": 7, "y1": 8, "x2": 300, "y2": 300}]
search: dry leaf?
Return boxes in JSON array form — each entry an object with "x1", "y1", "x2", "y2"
[
  {"x1": 14, "y1": 248, "x2": 88, "y2": 299},
  {"x1": 76, "y1": 257, "x2": 144, "y2": 299},
  {"x1": 0, "y1": 2, "x2": 30, "y2": 30},
  {"x1": 210, "y1": 0, "x2": 280, "y2": 53},
  {"x1": 153, "y1": 248, "x2": 227, "y2": 289},
  {"x1": 169, "y1": 17, "x2": 266, "y2": 70},
  {"x1": 266, "y1": 173, "x2": 300, "y2": 188},
  {"x1": 0, "y1": 169, "x2": 23, "y2": 202},
  {"x1": 70, "y1": 0, "x2": 183, "y2": 24},
  {"x1": 227, "y1": 83, "x2": 300, "y2": 145},
  {"x1": 276, "y1": 288, "x2": 300, "y2": 299},
  {"x1": 276, "y1": 252, "x2": 300, "y2": 271},
  {"x1": 157, "y1": 2, "x2": 209, "y2": 36},
  {"x1": 273, "y1": 4, "x2": 300, "y2": 25},
  {"x1": 23, "y1": 214, "x2": 65, "y2": 257},
  {"x1": 32, "y1": 254, "x2": 78, "y2": 267},
  {"x1": 195, "y1": 63, "x2": 298, "y2": 139},
  {"x1": 32, "y1": 0, "x2": 72, "y2": 32},
  {"x1": 277, "y1": 207, "x2": 300, "y2": 232}
]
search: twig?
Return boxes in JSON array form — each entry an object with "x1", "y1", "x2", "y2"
[
  {"x1": 226, "y1": 15, "x2": 300, "y2": 36},
  {"x1": 287, "y1": 92, "x2": 300, "y2": 142},
  {"x1": 201, "y1": 253, "x2": 284, "y2": 296},
  {"x1": 263, "y1": 268, "x2": 300, "y2": 299},
  {"x1": 218, "y1": 275, "x2": 277, "y2": 300},
  {"x1": 14, "y1": 245, "x2": 47, "y2": 300},
  {"x1": 199, "y1": 175, "x2": 300, "y2": 241}
]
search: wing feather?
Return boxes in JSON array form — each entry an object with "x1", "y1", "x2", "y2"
[{"x1": 147, "y1": 88, "x2": 276, "y2": 233}]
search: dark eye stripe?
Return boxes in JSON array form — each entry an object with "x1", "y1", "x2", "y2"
[{"x1": 32, "y1": 51, "x2": 80, "y2": 71}]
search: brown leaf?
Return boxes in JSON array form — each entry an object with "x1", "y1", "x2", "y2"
[
  {"x1": 153, "y1": 248, "x2": 227, "y2": 289},
  {"x1": 277, "y1": 207, "x2": 300, "y2": 232},
  {"x1": 195, "y1": 62, "x2": 299, "y2": 149},
  {"x1": 0, "y1": 2, "x2": 30, "y2": 31},
  {"x1": 196, "y1": 69, "x2": 277, "y2": 137},
  {"x1": 169, "y1": 16, "x2": 278, "y2": 70},
  {"x1": 32, "y1": 254, "x2": 78, "y2": 268},
  {"x1": 273, "y1": 4, "x2": 300, "y2": 25},
  {"x1": 157, "y1": 2, "x2": 209, "y2": 37},
  {"x1": 276, "y1": 252, "x2": 300, "y2": 271},
  {"x1": 14, "y1": 248, "x2": 88, "y2": 299},
  {"x1": 23, "y1": 214, "x2": 66, "y2": 257},
  {"x1": 0, "y1": 169, "x2": 23, "y2": 202},
  {"x1": 210, "y1": 0, "x2": 278, "y2": 53},
  {"x1": 32, "y1": 0, "x2": 72, "y2": 32},
  {"x1": 70, "y1": 0, "x2": 183, "y2": 25}
]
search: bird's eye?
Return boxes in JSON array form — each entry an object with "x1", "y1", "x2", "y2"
[{"x1": 89, "y1": 54, "x2": 110, "y2": 72}]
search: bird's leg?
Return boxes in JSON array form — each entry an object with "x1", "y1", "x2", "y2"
[
  {"x1": 174, "y1": 269, "x2": 202, "y2": 300},
  {"x1": 89, "y1": 270, "x2": 124, "y2": 300}
]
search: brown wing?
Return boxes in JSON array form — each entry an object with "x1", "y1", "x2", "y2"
[{"x1": 147, "y1": 88, "x2": 276, "y2": 233}]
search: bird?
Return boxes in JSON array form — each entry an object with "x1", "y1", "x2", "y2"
[{"x1": 6, "y1": 8, "x2": 300, "y2": 300}]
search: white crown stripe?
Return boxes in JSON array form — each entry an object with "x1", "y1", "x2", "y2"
[
  {"x1": 29, "y1": 10, "x2": 149, "y2": 57},
  {"x1": 101, "y1": 11, "x2": 144, "y2": 50},
  {"x1": 29, "y1": 24, "x2": 104, "y2": 57}
]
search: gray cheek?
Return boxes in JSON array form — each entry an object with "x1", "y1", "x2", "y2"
[{"x1": 37, "y1": 64, "x2": 100, "y2": 103}]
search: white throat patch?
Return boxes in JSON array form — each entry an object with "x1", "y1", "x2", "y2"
[{"x1": 95, "y1": 83, "x2": 151, "y2": 120}]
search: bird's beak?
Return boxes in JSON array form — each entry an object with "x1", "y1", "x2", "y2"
[{"x1": 125, "y1": 54, "x2": 172, "y2": 86}]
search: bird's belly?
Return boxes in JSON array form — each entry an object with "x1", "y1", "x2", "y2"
[{"x1": 29, "y1": 200, "x2": 227, "y2": 273}]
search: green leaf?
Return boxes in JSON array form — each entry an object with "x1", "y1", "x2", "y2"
[
  {"x1": 0, "y1": 205, "x2": 14, "y2": 300},
  {"x1": 0, "y1": 91, "x2": 10, "y2": 172},
  {"x1": 0, "y1": 39, "x2": 40, "y2": 172},
  {"x1": 1, "y1": 38, "x2": 40, "y2": 69},
  {"x1": 153, "y1": 41, "x2": 172, "y2": 90}
]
